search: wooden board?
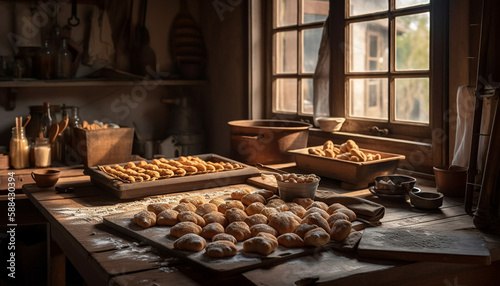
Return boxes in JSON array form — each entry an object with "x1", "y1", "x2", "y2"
[
  {"x1": 85, "y1": 154, "x2": 261, "y2": 199},
  {"x1": 357, "y1": 227, "x2": 491, "y2": 265},
  {"x1": 103, "y1": 211, "x2": 337, "y2": 275}
]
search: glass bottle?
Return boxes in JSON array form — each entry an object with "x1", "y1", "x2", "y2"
[
  {"x1": 39, "y1": 39, "x2": 53, "y2": 79},
  {"x1": 34, "y1": 138, "x2": 51, "y2": 167},
  {"x1": 56, "y1": 38, "x2": 71, "y2": 79},
  {"x1": 71, "y1": 106, "x2": 81, "y2": 128},
  {"x1": 40, "y1": 102, "x2": 52, "y2": 138},
  {"x1": 10, "y1": 127, "x2": 29, "y2": 169}
]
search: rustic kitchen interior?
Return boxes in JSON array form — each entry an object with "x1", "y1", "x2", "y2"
[{"x1": 0, "y1": 0, "x2": 499, "y2": 285}]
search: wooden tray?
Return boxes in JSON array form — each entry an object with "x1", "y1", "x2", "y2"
[
  {"x1": 84, "y1": 154, "x2": 260, "y2": 199},
  {"x1": 103, "y1": 211, "x2": 337, "y2": 275},
  {"x1": 288, "y1": 146, "x2": 405, "y2": 189}
]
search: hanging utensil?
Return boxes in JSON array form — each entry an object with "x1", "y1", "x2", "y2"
[
  {"x1": 67, "y1": 0, "x2": 80, "y2": 27},
  {"x1": 23, "y1": 115, "x2": 31, "y2": 128}
]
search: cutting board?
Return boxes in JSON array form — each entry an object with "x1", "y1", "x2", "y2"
[{"x1": 357, "y1": 227, "x2": 491, "y2": 265}]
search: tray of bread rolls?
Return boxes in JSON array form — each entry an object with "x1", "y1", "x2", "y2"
[
  {"x1": 84, "y1": 154, "x2": 261, "y2": 199},
  {"x1": 288, "y1": 140, "x2": 405, "y2": 189},
  {"x1": 103, "y1": 187, "x2": 357, "y2": 274}
]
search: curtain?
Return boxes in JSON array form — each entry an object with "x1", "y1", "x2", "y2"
[{"x1": 312, "y1": 16, "x2": 331, "y2": 126}]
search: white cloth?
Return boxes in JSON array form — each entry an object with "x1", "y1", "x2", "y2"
[{"x1": 86, "y1": 6, "x2": 114, "y2": 68}]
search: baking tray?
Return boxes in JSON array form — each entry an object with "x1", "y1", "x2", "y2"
[
  {"x1": 84, "y1": 154, "x2": 261, "y2": 199},
  {"x1": 288, "y1": 146, "x2": 405, "y2": 189},
  {"x1": 103, "y1": 211, "x2": 337, "y2": 275}
]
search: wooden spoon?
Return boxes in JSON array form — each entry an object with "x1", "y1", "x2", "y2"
[
  {"x1": 58, "y1": 117, "x2": 69, "y2": 135},
  {"x1": 23, "y1": 115, "x2": 31, "y2": 128},
  {"x1": 48, "y1": 123, "x2": 59, "y2": 144}
]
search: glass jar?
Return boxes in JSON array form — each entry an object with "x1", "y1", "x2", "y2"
[
  {"x1": 56, "y1": 38, "x2": 71, "y2": 79},
  {"x1": 10, "y1": 127, "x2": 29, "y2": 169},
  {"x1": 35, "y1": 138, "x2": 51, "y2": 167}
]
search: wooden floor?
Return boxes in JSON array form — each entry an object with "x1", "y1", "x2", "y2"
[{"x1": 12, "y1": 170, "x2": 500, "y2": 286}]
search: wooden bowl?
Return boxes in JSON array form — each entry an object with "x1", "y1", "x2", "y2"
[
  {"x1": 374, "y1": 174, "x2": 416, "y2": 195},
  {"x1": 31, "y1": 169, "x2": 60, "y2": 188}
]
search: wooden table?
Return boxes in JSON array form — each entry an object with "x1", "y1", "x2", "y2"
[{"x1": 21, "y1": 172, "x2": 500, "y2": 286}]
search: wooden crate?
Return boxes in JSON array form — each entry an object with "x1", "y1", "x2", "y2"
[{"x1": 74, "y1": 127, "x2": 134, "y2": 167}]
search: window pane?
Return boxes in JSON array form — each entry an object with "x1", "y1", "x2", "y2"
[
  {"x1": 396, "y1": 0, "x2": 430, "y2": 9},
  {"x1": 348, "y1": 19, "x2": 389, "y2": 72},
  {"x1": 349, "y1": 78, "x2": 388, "y2": 120},
  {"x1": 395, "y1": 13, "x2": 429, "y2": 71},
  {"x1": 274, "y1": 31, "x2": 298, "y2": 74},
  {"x1": 274, "y1": 78, "x2": 298, "y2": 112},
  {"x1": 276, "y1": 0, "x2": 298, "y2": 27},
  {"x1": 348, "y1": 0, "x2": 388, "y2": 17},
  {"x1": 395, "y1": 78, "x2": 429, "y2": 123},
  {"x1": 302, "y1": 0, "x2": 329, "y2": 24},
  {"x1": 300, "y1": 78, "x2": 314, "y2": 114},
  {"x1": 302, "y1": 28, "x2": 322, "y2": 73}
]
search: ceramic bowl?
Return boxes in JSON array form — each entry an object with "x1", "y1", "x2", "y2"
[
  {"x1": 409, "y1": 189, "x2": 444, "y2": 209},
  {"x1": 31, "y1": 169, "x2": 60, "y2": 188},
  {"x1": 374, "y1": 175, "x2": 417, "y2": 195},
  {"x1": 316, "y1": 117, "x2": 346, "y2": 132},
  {"x1": 277, "y1": 178, "x2": 320, "y2": 202}
]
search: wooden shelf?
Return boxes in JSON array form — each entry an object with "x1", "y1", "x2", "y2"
[{"x1": 0, "y1": 79, "x2": 209, "y2": 88}]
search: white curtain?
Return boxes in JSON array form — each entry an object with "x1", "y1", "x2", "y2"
[{"x1": 312, "y1": 16, "x2": 331, "y2": 126}]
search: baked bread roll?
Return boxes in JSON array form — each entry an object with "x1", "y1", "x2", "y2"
[
  {"x1": 326, "y1": 212, "x2": 350, "y2": 227},
  {"x1": 252, "y1": 189, "x2": 275, "y2": 199},
  {"x1": 293, "y1": 223, "x2": 318, "y2": 238},
  {"x1": 329, "y1": 219, "x2": 351, "y2": 241},
  {"x1": 301, "y1": 213, "x2": 331, "y2": 233},
  {"x1": 277, "y1": 233, "x2": 304, "y2": 248},
  {"x1": 268, "y1": 212, "x2": 300, "y2": 235},
  {"x1": 205, "y1": 241, "x2": 238, "y2": 258},
  {"x1": 225, "y1": 221, "x2": 251, "y2": 242},
  {"x1": 250, "y1": 224, "x2": 278, "y2": 237},
  {"x1": 209, "y1": 198, "x2": 226, "y2": 207},
  {"x1": 203, "y1": 211, "x2": 228, "y2": 227},
  {"x1": 133, "y1": 210, "x2": 156, "y2": 228},
  {"x1": 292, "y1": 198, "x2": 314, "y2": 209},
  {"x1": 147, "y1": 203, "x2": 173, "y2": 215},
  {"x1": 304, "y1": 227, "x2": 330, "y2": 247},
  {"x1": 200, "y1": 222, "x2": 225, "y2": 239},
  {"x1": 288, "y1": 205, "x2": 307, "y2": 218},
  {"x1": 170, "y1": 221, "x2": 203, "y2": 238},
  {"x1": 334, "y1": 208, "x2": 356, "y2": 222},
  {"x1": 324, "y1": 149, "x2": 335, "y2": 158},
  {"x1": 260, "y1": 207, "x2": 279, "y2": 218},
  {"x1": 218, "y1": 200, "x2": 245, "y2": 213},
  {"x1": 212, "y1": 233, "x2": 237, "y2": 244},
  {"x1": 156, "y1": 209, "x2": 179, "y2": 226},
  {"x1": 173, "y1": 233, "x2": 207, "y2": 251},
  {"x1": 306, "y1": 201, "x2": 329, "y2": 212},
  {"x1": 304, "y1": 207, "x2": 329, "y2": 219},
  {"x1": 173, "y1": 202, "x2": 197, "y2": 213},
  {"x1": 225, "y1": 208, "x2": 248, "y2": 223},
  {"x1": 177, "y1": 211, "x2": 206, "y2": 227},
  {"x1": 350, "y1": 148, "x2": 367, "y2": 162},
  {"x1": 230, "y1": 188, "x2": 252, "y2": 200},
  {"x1": 326, "y1": 203, "x2": 348, "y2": 215},
  {"x1": 246, "y1": 202, "x2": 266, "y2": 216},
  {"x1": 241, "y1": 193, "x2": 266, "y2": 206},
  {"x1": 281, "y1": 211, "x2": 302, "y2": 224},
  {"x1": 267, "y1": 198, "x2": 287, "y2": 208},
  {"x1": 180, "y1": 196, "x2": 206, "y2": 207},
  {"x1": 322, "y1": 140, "x2": 335, "y2": 151},
  {"x1": 244, "y1": 214, "x2": 268, "y2": 227},
  {"x1": 256, "y1": 232, "x2": 278, "y2": 243},
  {"x1": 243, "y1": 237, "x2": 278, "y2": 255},
  {"x1": 195, "y1": 203, "x2": 218, "y2": 217}
]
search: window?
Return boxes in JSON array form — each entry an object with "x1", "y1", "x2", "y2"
[{"x1": 272, "y1": 0, "x2": 329, "y2": 116}]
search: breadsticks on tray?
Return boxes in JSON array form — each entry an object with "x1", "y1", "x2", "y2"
[
  {"x1": 100, "y1": 156, "x2": 244, "y2": 183},
  {"x1": 308, "y1": 139, "x2": 382, "y2": 162}
]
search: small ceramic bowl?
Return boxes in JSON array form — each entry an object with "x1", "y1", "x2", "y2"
[
  {"x1": 277, "y1": 178, "x2": 320, "y2": 202},
  {"x1": 316, "y1": 117, "x2": 346, "y2": 132},
  {"x1": 31, "y1": 169, "x2": 60, "y2": 188},
  {"x1": 409, "y1": 188, "x2": 443, "y2": 210},
  {"x1": 374, "y1": 175, "x2": 417, "y2": 195}
]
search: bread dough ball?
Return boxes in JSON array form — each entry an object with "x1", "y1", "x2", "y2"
[
  {"x1": 243, "y1": 237, "x2": 278, "y2": 255},
  {"x1": 293, "y1": 223, "x2": 318, "y2": 238},
  {"x1": 241, "y1": 193, "x2": 266, "y2": 206},
  {"x1": 133, "y1": 210, "x2": 156, "y2": 228},
  {"x1": 326, "y1": 203, "x2": 348, "y2": 215},
  {"x1": 230, "y1": 188, "x2": 252, "y2": 200},
  {"x1": 173, "y1": 233, "x2": 207, "y2": 251},
  {"x1": 156, "y1": 209, "x2": 179, "y2": 226},
  {"x1": 304, "y1": 228, "x2": 330, "y2": 247},
  {"x1": 277, "y1": 233, "x2": 304, "y2": 248},
  {"x1": 170, "y1": 221, "x2": 202, "y2": 238},
  {"x1": 200, "y1": 222, "x2": 225, "y2": 240},
  {"x1": 327, "y1": 212, "x2": 350, "y2": 227},
  {"x1": 177, "y1": 211, "x2": 206, "y2": 227},
  {"x1": 288, "y1": 205, "x2": 307, "y2": 218},
  {"x1": 244, "y1": 214, "x2": 268, "y2": 227},
  {"x1": 252, "y1": 189, "x2": 275, "y2": 199},
  {"x1": 147, "y1": 203, "x2": 173, "y2": 215},
  {"x1": 195, "y1": 203, "x2": 218, "y2": 217},
  {"x1": 209, "y1": 198, "x2": 226, "y2": 207},
  {"x1": 225, "y1": 208, "x2": 248, "y2": 223},
  {"x1": 212, "y1": 233, "x2": 237, "y2": 244},
  {"x1": 225, "y1": 221, "x2": 251, "y2": 242},
  {"x1": 180, "y1": 196, "x2": 206, "y2": 207},
  {"x1": 250, "y1": 224, "x2": 278, "y2": 237},
  {"x1": 306, "y1": 201, "x2": 329, "y2": 212},
  {"x1": 301, "y1": 213, "x2": 331, "y2": 233},
  {"x1": 205, "y1": 241, "x2": 238, "y2": 258},
  {"x1": 329, "y1": 219, "x2": 352, "y2": 241},
  {"x1": 292, "y1": 198, "x2": 314, "y2": 209},
  {"x1": 218, "y1": 200, "x2": 245, "y2": 213},
  {"x1": 268, "y1": 212, "x2": 300, "y2": 235},
  {"x1": 203, "y1": 211, "x2": 228, "y2": 227},
  {"x1": 334, "y1": 208, "x2": 357, "y2": 222},
  {"x1": 304, "y1": 207, "x2": 329, "y2": 219},
  {"x1": 246, "y1": 202, "x2": 266, "y2": 216},
  {"x1": 173, "y1": 202, "x2": 197, "y2": 213}
]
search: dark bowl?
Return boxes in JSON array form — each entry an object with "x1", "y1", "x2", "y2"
[
  {"x1": 409, "y1": 189, "x2": 444, "y2": 209},
  {"x1": 374, "y1": 174, "x2": 417, "y2": 195}
]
